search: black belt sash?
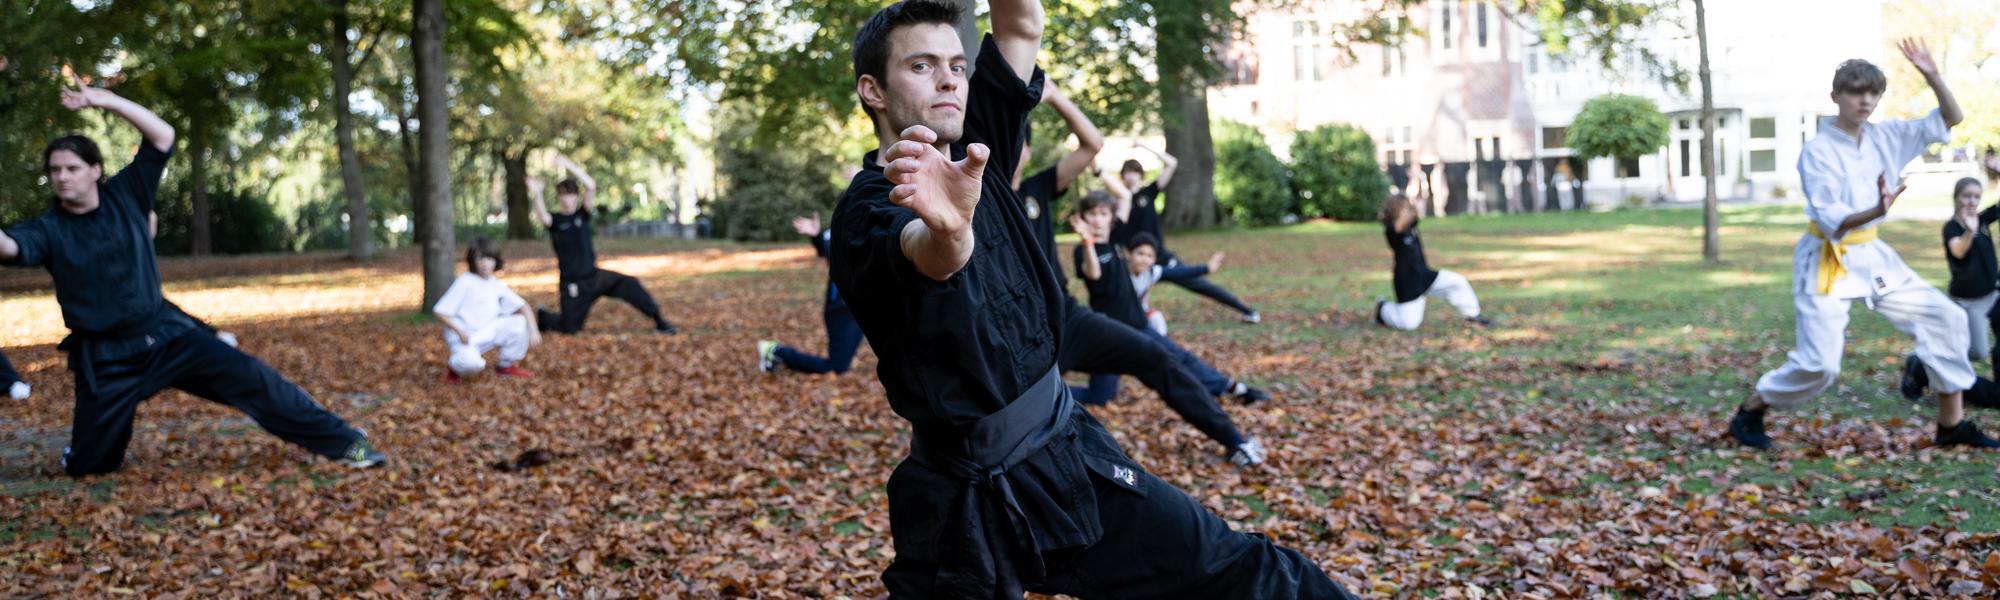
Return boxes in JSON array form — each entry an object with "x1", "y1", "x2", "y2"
[{"x1": 908, "y1": 366, "x2": 1074, "y2": 598}]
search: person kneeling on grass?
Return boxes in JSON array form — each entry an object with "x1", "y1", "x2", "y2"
[
  {"x1": 435, "y1": 237, "x2": 541, "y2": 382},
  {"x1": 1375, "y1": 193, "x2": 1493, "y2": 330}
]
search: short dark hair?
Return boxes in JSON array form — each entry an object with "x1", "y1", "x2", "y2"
[
  {"x1": 1832, "y1": 59, "x2": 1887, "y2": 95},
  {"x1": 43, "y1": 135, "x2": 104, "y2": 174},
  {"x1": 555, "y1": 179, "x2": 580, "y2": 195},
  {"x1": 466, "y1": 236, "x2": 505, "y2": 272},
  {"x1": 1120, "y1": 159, "x2": 1145, "y2": 176},
  {"x1": 1956, "y1": 176, "x2": 1985, "y2": 199},
  {"x1": 1078, "y1": 190, "x2": 1116, "y2": 214},
  {"x1": 1381, "y1": 193, "x2": 1411, "y2": 226},
  {"x1": 852, "y1": 0, "x2": 964, "y2": 123},
  {"x1": 1127, "y1": 232, "x2": 1160, "y2": 253}
]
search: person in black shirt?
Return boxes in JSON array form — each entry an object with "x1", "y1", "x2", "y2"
[
  {"x1": 832, "y1": 2, "x2": 1349, "y2": 597},
  {"x1": 1903, "y1": 177, "x2": 2000, "y2": 406},
  {"x1": 1104, "y1": 148, "x2": 1263, "y2": 323},
  {"x1": 1075, "y1": 193, "x2": 1273, "y2": 408},
  {"x1": 529, "y1": 155, "x2": 679, "y2": 335},
  {"x1": 1375, "y1": 193, "x2": 1493, "y2": 330},
  {"x1": 757, "y1": 212, "x2": 866, "y2": 375},
  {"x1": 1014, "y1": 82, "x2": 1265, "y2": 466},
  {"x1": 0, "y1": 78, "x2": 382, "y2": 475},
  {"x1": 2, "y1": 349, "x2": 27, "y2": 400}
]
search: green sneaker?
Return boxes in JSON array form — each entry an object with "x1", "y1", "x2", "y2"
[
  {"x1": 757, "y1": 340, "x2": 779, "y2": 373},
  {"x1": 337, "y1": 438, "x2": 387, "y2": 469}
]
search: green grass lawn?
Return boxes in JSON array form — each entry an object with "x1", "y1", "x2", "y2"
[{"x1": 1147, "y1": 203, "x2": 2000, "y2": 533}]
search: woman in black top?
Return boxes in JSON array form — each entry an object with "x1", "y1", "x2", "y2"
[
  {"x1": 1376, "y1": 193, "x2": 1493, "y2": 330},
  {"x1": 1942, "y1": 177, "x2": 1999, "y2": 361}
]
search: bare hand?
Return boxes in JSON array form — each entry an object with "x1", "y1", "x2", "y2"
[
  {"x1": 1040, "y1": 82, "x2": 1061, "y2": 105},
  {"x1": 58, "y1": 69, "x2": 110, "y2": 111},
  {"x1": 791, "y1": 213, "x2": 822, "y2": 237},
  {"x1": 1899, "y1": 38, "x2": 1939, "y2": 77},
  {"x1": 884, "y1": 126, "x2": 987, "y2": 239},
  {"x1": 526, "y1": 177, "x2": 545, "y2": 196},
  {"x1": 1879, "y1": 173, "x2": 1907, "y2": 213},
  {"x1": 1207, "y1": 252, "x2": 1225, "y2": 273},
  {"x1": 528, "y1": 328, "x2": 542, "y2": 348},
  {"x1": 1068, "y1": 213, "x2": 1093, "y2": 245}
]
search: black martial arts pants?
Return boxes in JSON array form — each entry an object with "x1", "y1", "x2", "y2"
[
  {"x1": 1058, "y1": 303, "x2": 1244, "y2": 448},
  {"x1": 64, "y1": 330, "x2": 363, "y2": 476},
  {"x1": 775, "y1": 301, "x2": 864, "y2": 374},
  {"x1": 537, "y1": 269, "x2": 671, "y2": 334},
  {"x1": 0, "y1": 349, "x2": 19, "y2": 385},
  {"x1": 881, "y1": 411, "x2": 1353, "y2": 599},
  {"x1": 1163, "y1": 251, "x2": 1256, "y2": 316}
]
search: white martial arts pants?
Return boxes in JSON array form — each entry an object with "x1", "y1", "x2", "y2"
[
  {"x1": 1953, "y1": 291, "x2": 1997, "y2": 361},
  {"x1": 1379, "y1": 270, "x2": 1481, "y2": 331},
  {"x1": 1756, "y1": 285, "x2": 1975, "y2": 409},
  {"x1": 446, "y1": 315, "x2": 531, "y2": 377}
]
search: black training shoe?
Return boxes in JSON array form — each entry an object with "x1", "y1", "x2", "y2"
[
  {"x1": 655, "y1": 322, "x2": 681, "y2": 335},
  {"x1": 1729, "y1": 407, "x2": 1771, "y2": 449},
  {"x1": 337, "y1": 438, "x2": 388, "y2": 469},
  {"x1": 1466, "y1": 315, "x2": 1495, "y2": 328},
  {"x1": 1229, "y1": 382, "x2": 1271, "y2": 407},
  {"x1": 1373, "y1": 300, "x2": 1388, "y2": 327},
  {"x1": 1900, "y1": 354, "x2": 1929, "y2": 402},
  {"x1": 1936, "y1": 420, "x2": 2000, "y2": 449}
]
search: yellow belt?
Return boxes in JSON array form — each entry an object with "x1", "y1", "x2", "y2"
[{"x1": 1807, "y1": 222, "x2": 1878, "y2": 295}]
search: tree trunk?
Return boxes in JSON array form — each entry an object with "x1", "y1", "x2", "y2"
[
  {"x1": 331, "y1": 0, "x2": 375, "y2": 260},
  {"x1": 189, "y1": 138, "x2": 212, "y2": 256},
  {"x1": 501, "y1": 149, "x2": 537, "y2": 239},
  {"x1": 947, "y1": 0, "x2": 980, "y2": 66},
  {"x1": 413, "y1": 0, "x2": 454, "y2": 311},
  {"x1": 1696, "y1": 0, "x2": 1720, "y2": 263},
  {"x1": 1160, "y1": 75, "x2": 1218, "y2": 229}
]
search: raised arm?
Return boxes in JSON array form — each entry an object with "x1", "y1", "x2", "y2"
[
  {"x1": 990, "y1": 0, "x2": 1045, "y2": 83},
  {"x1": 554, "y1": 155, "x2": 597, "y2": 211},
  {"x1": 63, "y1": 71, "x2": 174, "y2": 152},
  {"x1": 1044, "y1": 85, "x2": 1104, "y2": 192},
  {"x1": 527, "y1": 176, "x2": 553, "y2": 228},
  {"x1": 1901, "y1": 38, "x2": 1963, "y2": 128},
  {"x1": 1098, "y1": 165, "x2": 1134, "y2": 222},
  {"x1": 1072, "y1": 214, "x2": 1102, "y2": 282},
  {"x1": 1141, "y1": 145, "x2": 1179, "y2": 188}
]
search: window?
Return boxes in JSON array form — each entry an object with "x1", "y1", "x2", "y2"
[
  {"x1": 1717, "y1": 139, "x2": 1726, "y2": 177},
  {"x1": 1618, "y1": 157, "x2": 1641, "y2": 178},
  {"x1": 1679, "y1": 119, "x2": 1691, "y2": 130},
  {"x1": 1751, "y1": 149, "x2": 1778, "y2": 172},
  {"x1": 1541, "y1": 127, "x2": 1567, "y2": 149},
  {"x1": 1381, "y1": 45, "x2": 1406, "y2": 77},
  {"x1": 1750, "y1": 117, "x2": 1776, "y2": 138},
  {"x1": 1476, "y1": 2, "x2": 1488, "y2": 48},
  {"x1": 1441, "y1": 0, "x2": 1455, "y2": 50},
  {"x1": 1293, "y1": 20, "x2": 1323, "y2": 82},
  {"x1": 1680, "y1": 140, "x2": 1691, "y2": 177}
]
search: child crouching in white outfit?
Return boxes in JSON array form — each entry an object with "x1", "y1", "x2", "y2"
[{"x1": 434, "y1": 237, "x2": 541, "y2": 382}]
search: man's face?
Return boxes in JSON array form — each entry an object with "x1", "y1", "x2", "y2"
[
  {"x1": 558, "y1": 192, "x2": 581, "y2": 214},
  {"x1": 862, "y1": 23, "x2": 968, "y2": 145},
  {"x1": 1083, "y1": 206, "x2": 1113, "y2": 240},
  {"x1": 1832, "y1": 89, "x2": 1880, "y2": 125},
  {"x1": 1122, "y1": 168, "x2": 1143, "y2": 190},
  {"x1": 1128, "y1": 244, "x2": 1156, "y2": 275},
  {"x1": 45, "y1": 150, "x2": 101, "y2": 205}
]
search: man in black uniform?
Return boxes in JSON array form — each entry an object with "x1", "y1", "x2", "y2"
[
  {"x1": 830, "y1": 1, "x2": 1353, "y2": 596},
  {"x1": 0, "y1": 77, "x2": 382, "y2": 475},
  {"x1": 1014, "y1": 83, "x2": 1267, "y2": 466},
  {"x1": 529, "y1": 155, "x2": 679, "y2": 335}
]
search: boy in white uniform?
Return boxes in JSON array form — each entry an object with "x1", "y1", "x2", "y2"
[
  {"x1": 1732, "y1": 39, "x2": 1997, "y2": 449},
  {"x1": 434, "y1": 237, "x2": 541, "y2": 382}
]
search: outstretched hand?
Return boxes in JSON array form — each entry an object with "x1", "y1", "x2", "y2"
[
  {"x1": 884, "y1": 125, "x2": 987, "y2": 239},
  {"x1": 58, "y1": 68, "x2": 112, "y2": 111},
  {"x1": 1207, "y1": 252, "x2": 1225, "y2": 274},
  {"x1": 526, "y1": 176, "x2": 546, "y2": 196},
  {"x1": 1899, "y1": 38, "x2": 1938, "y2": 77},
  {"x1": 1068, "y1": 213, "x2": 1093, "y2": 245},
  {"x1": 1879, "y1": 173, "x2": 1907, "y2": 213},
  {"x1": 792, "y1": 213, "x2": 822, "y2": 237}
]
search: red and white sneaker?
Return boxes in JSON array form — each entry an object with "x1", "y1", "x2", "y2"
[
  {"x1": 443, "y1": 366, "x2": 463, "y2": 384},
  {"x1": 495, "y1": 365, "x2": 534, "y2": 378}
]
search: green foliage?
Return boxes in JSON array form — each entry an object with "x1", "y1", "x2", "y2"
[
  {"x1": 154, "y1": 184, "x2": 288, "y2": 256},
  {"x1": 1568, "y1": 93, "x2": 1671, "y2": 162},
  {"x1": 1513, "y1": 0, "x2": 1688, "y2": 90},
  {"x1": 1289, "y1": 123, "x2": 1388, "y2": 221},
  {"x1": 710, "y1": 106, "x2": 839, "y2": 242},
  {"x1": 1211, "y1": 120, "x2": 1290, "y2": 226}
]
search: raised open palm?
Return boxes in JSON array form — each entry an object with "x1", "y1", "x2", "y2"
[
  {"x1": 883, "y1": 125, "x2": 988, "y2": 237},
  {"x1": 1899, "y1": 38, "x2": 1938, "y2": 76}
]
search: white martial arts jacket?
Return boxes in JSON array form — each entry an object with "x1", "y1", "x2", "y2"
[{"x1": 1794, "y1": 108, "x2": 1950, "y2": 300}]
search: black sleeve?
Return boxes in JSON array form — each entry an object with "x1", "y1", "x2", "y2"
[
  {"x1": 1981, "y1": 203, "x2": 2000, "y2": 228},
  {"x1": 105, "y1": 143, "x2": 174, "y2": 213},
  {"x1": 959, "y1": 34, "x2": 1044, "y2": 185},
  {"x1": 1, "y1": 217, "x2": 50, "y2": 267},
  {"x1": 1946, "y1": 221, "x2": 1966, "y2": 247},
  {"x1": 1159, "y1": 264, "x2": 1209, "y2": 282},
  {"x1": 812, "y1": 229, "x2": 832, "y2": 258},
  {"x1": 830, "y1": 178, "x2": 939, "y2": 299}
]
